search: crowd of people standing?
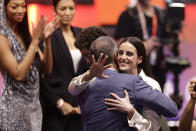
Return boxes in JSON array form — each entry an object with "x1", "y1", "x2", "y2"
[{"x1": 0, "y1": 0, "x2": 194, "y2": 131}]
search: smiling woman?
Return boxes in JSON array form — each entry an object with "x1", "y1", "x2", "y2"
[
  {"x1": 117, "y1": 42, "x2": 142, "y2": 75},
  {"x1": 6, "y1": 0, "x2": 26, "y2": 22},
  {"x1": 4, "y1": 0, "x2": 31, "y2": 48},
  {"x1": 0, "y1": 0, "x2": 60, "y2": 130}
]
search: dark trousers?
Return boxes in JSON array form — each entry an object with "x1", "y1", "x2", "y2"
[{"x1": 42, "y1": 111, "x2": 83, "y2": 131}]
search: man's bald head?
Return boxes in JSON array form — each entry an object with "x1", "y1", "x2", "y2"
[{"x1": 90, "y1": 36, "x2": 117, "y2": 65}]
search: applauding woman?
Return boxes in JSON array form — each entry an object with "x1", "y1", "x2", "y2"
[
  {"x1": 0, "y1": 0, "x2": 59, "y2": 130},
  {"x1": 40, "y1": 0, "x2": 88, "y2": 131}
]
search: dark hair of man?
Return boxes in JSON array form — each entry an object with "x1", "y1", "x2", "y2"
[
  {"x1": 53, "y1": 0, "x2": 76, "y2": 10},
  {"x1": 90, "y1": 36, "x2": 117, "y2": 65},
  {"x1": 119, "y1": 37, "x2": 153, "y2": 77},
  {"x1": 74, "y1": 26, "x2": 108, "y2": 49},
  {"x1": 5, "y1": 0, "x2": 32, "y2": 49}
]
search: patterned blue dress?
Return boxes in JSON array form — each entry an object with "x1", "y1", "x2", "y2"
[{"x1": 0, "y1": 0, "x2": 42, "y2": 130}]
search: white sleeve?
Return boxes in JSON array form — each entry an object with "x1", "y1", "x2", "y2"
[
  {"x1": 68, "y1": 72, "x2": 90, "y2": 96},
  {"x1": 128, "y1": 110, "x2": 151, "y2": 131}
]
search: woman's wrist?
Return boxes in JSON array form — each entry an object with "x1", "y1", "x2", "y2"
[
  {"x1": 32, "y1": 38, "x2": 40, "y2": 46},
  {"x1": 57, "y1": 99, "x2": 64, "y2": 109},
  {"x1": 43, "y1": 43, "x2": 52, "y2": 48},
  {"x1": 29, "y1": 46, "x2": 38, "y2": 53},
  {"x1": 44, "y1": 37, "x2": 51, "y2": 49}
]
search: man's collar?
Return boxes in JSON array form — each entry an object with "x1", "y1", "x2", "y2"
[
  {"x1": 108, "y1": 67, "x2": 117, "y2": 71},
  {"x1": 103, "y1": 68, "x2": 118, "y2": 75}
]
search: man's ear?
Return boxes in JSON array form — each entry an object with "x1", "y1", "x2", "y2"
[
  {"x1": 138, "y1": 56, "x2": 143, "y2": 64},
  {"x1": 113, "y1": 53, "x2": 119, "y2": 70},
  {"x1": 114, "y1": 53, "x2": 118, "y2": 64},
  {"x1": 114, "y1": 52, "x2": 118, "y2": 60},
  {"x1": 115, "y1": 50, "x2": 118, "y2": 57}
]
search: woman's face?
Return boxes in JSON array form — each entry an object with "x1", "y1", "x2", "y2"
[
  {"x1": 117, "y1": 42, "x2": 142, "y2": 74},
  {"x1": 55, "y1": 0, "x2": 75, "y2": 26},
  {"x1": 6, "y1": 0, "x2": 26, "y2": 23}
]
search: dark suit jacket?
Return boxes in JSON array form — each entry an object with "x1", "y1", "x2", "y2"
[
  {"x1": 40, "y1": 27, "x2": 89, "y2": 130},
  {"x1": 114, "y1": 6, "x2": 165, "y2": 40},
  {"x1": 79, "y1": 69, "x2": 178, "y2": 131}
]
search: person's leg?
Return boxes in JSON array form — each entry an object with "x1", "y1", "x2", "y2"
[
  {"x1": 42, "y1": 112, "x2": 67, "y2": 131},
  {"x1": 66, "y1": 114, "x2": 83, "y2": 131}
]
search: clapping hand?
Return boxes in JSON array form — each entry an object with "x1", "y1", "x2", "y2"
[
  {"x1": 188, "y1": 80, "x2": 196, "y2": 102},
  {"x1": 31, "y1": 16, "x2": 47, "y2": 44},
  {"x1": 43, "y1": 16, "x2": 60, "y2": 39}
]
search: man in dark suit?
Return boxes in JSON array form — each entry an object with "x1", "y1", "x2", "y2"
[{"x1": 78, "y1": 36, "x2": 178, "y2": 131}]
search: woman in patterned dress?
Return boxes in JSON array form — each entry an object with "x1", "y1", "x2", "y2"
[{"x1": 0, "y1": 0, "x2": 60, "y2": 130}]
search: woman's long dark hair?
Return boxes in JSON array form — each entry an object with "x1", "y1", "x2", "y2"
[
  {"x1": 119, "y1": 37, "x2": 153, "y2": 77},
  {"x1": 5, "y1": 0, "x2": 32, "y2": 49}
]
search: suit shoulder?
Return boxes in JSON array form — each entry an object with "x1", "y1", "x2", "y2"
[
  {"x1": 119, "y1": 9, "x2": 129, "y2": 17},
  {"x1": 154, "y1": 5, "x2": 164, "y2": 11},
  {"x1": 118, "y1": 73, "x2": 141, "y2": 81},
  {"x1": 118, "y1": 7, "x2": 135, "y2": 18}
]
